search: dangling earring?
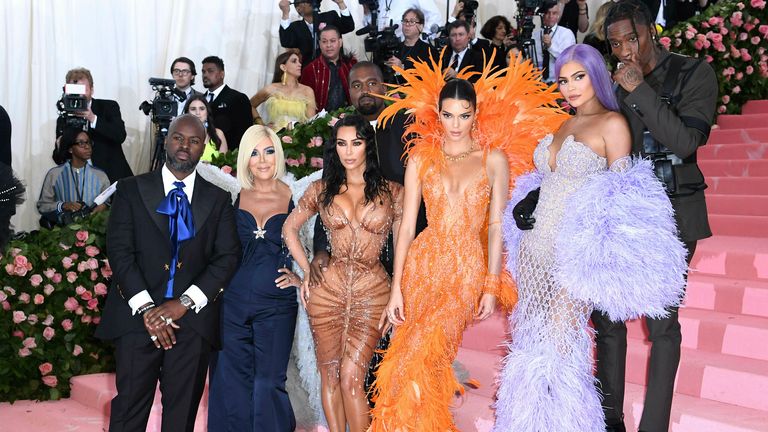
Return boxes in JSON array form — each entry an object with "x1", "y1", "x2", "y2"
[
  {"x1": 204, "y1": 120, "x2": 209, "y2": 129},
  {"x1": 281, "y1": 71, "x2": 288, "y2": 86}
]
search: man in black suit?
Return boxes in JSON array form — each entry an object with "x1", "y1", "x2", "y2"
[
  {"x1": 0, "y1": 105, "x2": 10, "y2": 167},
  {"x1": 201, "y1": 56, "x2": 253, "y2": 150},
  {"x1": 442, "y1": 20, "x2": 485, "y2": 83},
  {"x1": 278, "y1": 0, "x2": 355, "y2": 67},
  {"x1": 95, "y1": 114, "x2": 240, "y2": 432},
  {"x1": 55, "y1": 68, "x2": 132, "y2": 182}
]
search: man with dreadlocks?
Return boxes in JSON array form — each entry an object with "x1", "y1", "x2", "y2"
[{"x1": 596, "y1": 0, "x2": 717, "y2": 430}]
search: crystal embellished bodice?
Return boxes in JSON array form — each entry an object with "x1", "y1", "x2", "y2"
[{"x1": 525, "y1": 134, "x2": 607, "y2": 258}]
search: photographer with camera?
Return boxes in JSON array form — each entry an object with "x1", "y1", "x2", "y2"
[
  {"x1": 533, "y1": 1, "x2": 575, "y2": 83},
  {"x1": 441, "y1": 20, "x2": 485, "y2": 82},
  {"x1": 38, "y1": 128, "x2": 109, "y2": 228},
  {"x1": 279, "y1": 0, "x2": 354, "y2": 68},
  {"x1": 55, "y1": 67, "x2": 132, "y2": 183},
  {"x1": 385, "y1": 8, "x2": 438, "y2": 83},
  {"x1": 170, "y1": 56, "x2": 202, "y2": 117},
  {"x1": 362, "y1": 0, "x2": 442, "y2": 39}
]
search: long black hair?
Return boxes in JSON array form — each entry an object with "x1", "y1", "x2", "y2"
[
  {"x1": 321, "y1": 114, "x2": 390, "y2": 209},
  {"x1": 183, "y1": 94, "x2": 222, "y2": 148}
]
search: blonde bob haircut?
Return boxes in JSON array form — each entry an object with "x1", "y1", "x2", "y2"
[{"x1": 237, "y1": 125, "x2": 286, "y2": 189}]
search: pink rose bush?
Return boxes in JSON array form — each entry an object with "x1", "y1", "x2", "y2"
[
  {"x1": 664, "y1": 0, "x2": 767, "y2": 113},
  {"x1": 1, "y1": 212, "x2": 114, "y2": 402}
]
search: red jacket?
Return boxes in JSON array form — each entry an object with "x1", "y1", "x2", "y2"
[{"x1": 300, "y1": 55, "x2": 357, "y2": 111}]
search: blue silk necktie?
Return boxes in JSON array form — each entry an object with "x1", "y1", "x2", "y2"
[{"x1": 156, "y1": 181, "x2": 195, "y2": 298}]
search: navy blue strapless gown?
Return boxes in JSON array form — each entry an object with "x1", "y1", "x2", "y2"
[{"x1": 208, "y1": 198, "x2": 298, "y2": 432}]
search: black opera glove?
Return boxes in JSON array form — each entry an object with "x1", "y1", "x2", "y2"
[{"x1": 513, "y1": 188, "x2": 540, "y2": 230}]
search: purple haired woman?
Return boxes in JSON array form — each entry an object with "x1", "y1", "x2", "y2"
[{"x1": 493, "y1": 44, "x2": 688, "y2": 431}]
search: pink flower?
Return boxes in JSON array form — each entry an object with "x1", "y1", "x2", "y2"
[
  {"x1": 75, "y1": 286, "x2": 86, "y2": 296},
  {"x1": 27, "y1": 314, "x2": 38, "y2": 325},
  {"x1": 747, "y1": 65, "x2": 755, "y2": 74},
  {"x1": 328, "y1": 117, "x2": 339, "y2": 127},
  {"x1": 75, "y1": 230, "x2": 89, "y2": 242},
  {"x1": 22, "y1": 337, "x2": 37, "y2": 349},
  {"x1": 309, "y1": 136, "x2": 324, "y2": 148},
  {"x1": 39, "y1": 362, "x2": 53, "y2": 375},
  {"x1": 29, "y1": 274, "x2": 43, "y2": 287},
  {"x1": 87, "y1": 258, "x2": 99, "y2": 270},
  {"x1": 85, "y1": 245, "x2": 100, "y2": 257},
  {"x1": 18, "y1": 347, "x2": 31, "y2": 357},
  {"x1": 720, "y1": 26, "x2": 729, "y2": 35},
  {"x1": 34, "y1": 294, "x2": 44, "y2": 305},
  {"x1": 52, "y1": 273, "x2": 62, "y2": 283},
  {"x1": 81, "y1": 314, "x2": 93, "y2": 323},
  {"x1": 2, "y1": 301, "x2": 9, "y2": 310},
  {"x1": 42, "y1": 327, "x2": 55, "y2": 341},
  {"x1": 81, "y1": 291, "x2": 93, "y2": 301},
  {"x1": 694, "y1": 39, "x2": 704, "y2": 50},
  {"x1": 14, "y1": 255, "x2": 29, "y2": 268},
  {"x1": 64, "y1": 297, "x2": 79, "y2": 311},
  {"x1": 75, "y1": 306, "x2": 84, "y2": 315},
  {"x1": 713, "y1": 41, "x2": 726, "y2": 52},
  {"x1": 733, "y1": 86, "x2": 742, "y2": 94},
  {"x1": 731, "y1": 45, "x2": 741, "y2": 58},
  {"x1": 59, "y1": 242, "x2": 70, "y2": 250},
  {"x1": 61, "y1": 256, "x2": 74, "y2": 269},
  {"x1": 0, "y1": 291, "x2": 6, "y2": 302},
  {"x1": 753, "y1": 36, "x2": 761, "y2": 45},
  {"x1": 94, "y1": 283, "x2": 108, "y2": 296},
  {"x1": 13, "y1": 310, "x2": 26, "y2": 323},
  {"x1": 73, "y1": 345, "x2": 83, "y2": 356},
  {"x1": 221, "y1": 165, "x2": 233, "y2": 175},
  {"x1": 42, "y1": 315, "x2": 54, "y2": 326},
  {"x1": 18, "y1": 292, "x2": 30, "y2": 304},
  {"x1": 659, "y1": 36, "x2": 671, "y2": 49},
  {"x1": 318, "y1": 22, "x2": 327, "y2": 31},
  {"x1": 90, "y1": 270, "x2": 98, "y2": 281},
  {"x1": 708, "y1": 32, "x2": 723, "y2": 44},
  {"x1": 736, "y1": 72, "x2": 744, "y2": 80},
  {"x1": 285, "y1": 158, "x2": 300, "y2": 167},
  {"x1": 4, "y1": 286, "x2": 16, "y2": 295},
  {"x1": 705, "y1": 55, "x2": 714, "y2": 63},
  {"x1": 92, "y1": 316, "x2": 101, "y2": 325},
  {"x1": 760, "y1": 25, "x2": 768, "y2": 35},
  {"x1": 723, "y1": 66, "x2": 736, "y2": 76},
  {"x1": 298, "y1": 153, "x2": 307, "y2": 165},
  {"x1": 87, "y1": 298, "x2": 99, "y2": 311},
  {"x1": 77, "y1": 261, "x2": 88, "y2": 273},
  {"x1": 66, "y1": 271, "x2": 77, "y2": 283},
  {"x1": 701, "y1": 21, "x2": 710, "y2": 29},
  {"x1": 739, "y1": 32, "x2": 749, "y2": 41},
  {"x1": 741, "y1": 49, "x2": 752, "y2": 62},
  {"x1": 674, "y1": 38, "x2": 682, "y2": 47},
  {"x1": 43, "y1": 268, "x2": 55, "y2": 279},
  {"x1": 338, "y1": 113, "x2": 346, "y2": 119},
  {"x1": 310, "y1": 157, "x2": 324, "y2": 168},
  {"x1": 61, "y1": 319, "x2": 73, "y2": 331},
  {"x1": 4, "y1": 263, "x2": 14, "y2": 275},
  {"x1": 752, "y1": 0, "x2": 766, "y2": 8},
  {"x1": 42, "y1": 376, "x2": 58, "y2": 388},
  {"x1": 684, "y1": 29, "x2": 696, "y2": 39},
  {"x1": 281, "y1": 135, "x2": 293, "y2": 144},
  {"x1": 737, "y1": 2, "x2": 745, "y2": 9},
  {"x1": 12, "y1": 330, "x2": 23, "y2": 338},
  {"x1": 100, "y1": 261, "x2": 112, "y2": 278},
  {"x1": 745, "y1": 23, "x2": 756, "y2": 31},
  {"x1": 731, "y1": 11, "x2": 744, "y2": 27},
  {"x1": 9, "y1": 247, "x2": 21, "y2": 257},
  {"x1": 718, "y1": 105, "x2": 727, "y2": 113},
  {"x1": 44, "y1": 284, "x2": 54, "y2": 296},
  {"x1": 708, "y1": 16, "x2": 723, "y2": 26}
]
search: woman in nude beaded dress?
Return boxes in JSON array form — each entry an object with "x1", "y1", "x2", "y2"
[
  {"x1": 494, "y1": 45, "x2": 688, "y2": 432},
  {"x1": 282, "y1": 114, "x2": 403, "y2": 432}
]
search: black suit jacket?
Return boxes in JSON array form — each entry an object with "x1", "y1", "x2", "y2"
[
  {"x1": 56, "y1": 98, "x2": 132, "y2": 183},
  {"x1": 279, "y1": 11, "x2": 356, "y2": 66},
  {"x1": 209, "y1": 85, "x2": 254, "y2": 150},
  {"x1": 0, "y1": 105, "x2": 10, "y2": 167},
  {"x1": 95, "y1": 170, "x2": 240, "y2": 348},
  {"x1": 442, "y1": 48, "x2": 485, "y2": 83},
  {"x1": 472, "y1": 39, "x2": 507, "y2": 73}
]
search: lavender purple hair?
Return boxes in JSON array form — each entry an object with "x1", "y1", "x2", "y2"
[{"x1": 554, "y1": 44, "x2": 620, "y2": 112}]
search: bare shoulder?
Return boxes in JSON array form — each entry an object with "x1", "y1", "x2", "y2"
[
  {"x1": 486, "y1": 148, "x2": 509, "y2": 171},
  {"x1": 600, "y1": 111, "x2": 630, "y2": 136}
]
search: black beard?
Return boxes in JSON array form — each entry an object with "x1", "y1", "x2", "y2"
[
  {"x1": 166, "y1": 152, "x2": 199, "y2": 174},
  {"x1": 356, "y1": 100, "x2": 381, "y2": 116}
]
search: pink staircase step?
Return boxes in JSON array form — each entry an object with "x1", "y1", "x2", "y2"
[
  {"x1": 0, "y1": 399, "x2": 105, "y2": 431},
  {"x1": 698, "y1": 143, "x2": 768, "y2": 160},
  {"x1": 452, "y1": 391, "x2": 496, "y2": 432},
  {"x1": 456, "y1": 347, "x2": 503, "y2": 399},
  {"x1": 691, "y1": 236, "x2": 768, "y2": 282},
  {"x1": 708, "y1": 127, "x2": 768, "y2": 145},
  {"x1": 709, "y1": 214, "x2": 768, "y2": 237},
  {"x1": 626, "y1": 308, "x2": 768, "y2": 361},
  {"x1": 742, "y1": 100, "x2": 768, "y2": 116},
  {"x1": 461, "y1": 311, "x2": 508, "y2": 355},
  {"x1": 700, "y1": 159, "x2": 768, "y2": 177},
  {"x1": 707, "y1": 194, "x2": 768, "y2": 216},
  {"x1": 707, "y1": 176, "x2": 768, "y2": 195},
  {"x1": 685, "y1": 274, "x2": 768, "y2": 318},
  {"x1": 717, "y1": 114, "x2": 768, "y2": 130},
  {"x1": 626, "y1": 340, "x2": 768, "y2": 411},
  {"x1": 624, "y1": 382, "x2": 768, "y2": 432}
]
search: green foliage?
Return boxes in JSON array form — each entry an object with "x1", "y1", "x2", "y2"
[{"x1": 0, "y1": 212, "x2": 114, "y2": 402}]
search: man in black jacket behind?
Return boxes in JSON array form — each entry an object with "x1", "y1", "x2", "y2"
[
  {"x1": 201, "y1": 56, "x2": 253, "y2": 150},
  {"x1": 279, "y1": 0, "x2": 355, "y2": 67}
]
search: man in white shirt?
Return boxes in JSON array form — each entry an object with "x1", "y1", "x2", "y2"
[
  {"x1": 533, "y1": 1, "x2": 576, "y2": 83},
  {"x1": 279, "y1": 0, "x2": 355, "y2": 67},
  {"x1": 96, "y1": 114, "x2": 239, "y2": 432},
  {"x1": 362, "y1": 0, "x2": 443, "y2": 38}
]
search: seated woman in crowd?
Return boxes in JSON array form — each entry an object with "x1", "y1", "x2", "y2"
[
  {"x1": 183, "y1": 94, "x2": 228, "y2": 162},
  {"x1": 37, "y1": 128, "x2": 109, "y2": 227},
  {"x1": 386, "y1": 8, "x2": 438, "y2": 82},
  {"x1": 480, "y1": 15, "x2": 516, "y2": 66},
  {"x1": 251, "y1": 49, "x2": 317, "y2": 130},
  {"x1": 583, "y1": 1, "x2": 614, "y2": 57}
]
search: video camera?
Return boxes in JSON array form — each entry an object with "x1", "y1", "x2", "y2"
[
  {"x1": 514, "y1": 0, "x2": 545, "y2": 62},
  {"x1": 459, "y1": 0, "x2": 479, "y2": 22},
  {"x1": 357, "y1": 0, "x2": 401, "y2": 83},
  {"x1": 139, "y1": 78, "x2": 183, "y2": 170},
  {"x1": 56, "y1": 84, "x2": 89, "y2": 133}
]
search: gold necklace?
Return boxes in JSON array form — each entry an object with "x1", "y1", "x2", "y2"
[{"x1": 442, "y1": 143, "x2": 475, "y2": 162}]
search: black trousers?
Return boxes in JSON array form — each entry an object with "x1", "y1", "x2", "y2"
[
  {"x1": 592, "y1": 241, "x2": 697, "y2": 432},
  {"x1": 108, "y1": 328, "x2": 211, "y2": 432}
]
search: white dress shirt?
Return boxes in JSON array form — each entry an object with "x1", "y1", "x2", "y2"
[
  {"x1": 533, "y1": 24, "x2": 576, "y2": 83},
  {"x1": 175, "y1": 87, "x2": 195, "y2": 116},
  {"x1": 364, "y1": 0, "x2": 443, "y2": 38},
  {"x1": 205, "y1": 85, "x2": 224, "y2": 104},
  {"x1": 127, "y1": 165, "x2": 208, "y2": 314}
]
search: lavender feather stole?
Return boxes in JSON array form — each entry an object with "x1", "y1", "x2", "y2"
[
  {"x1": 554, "y1": 158, "x2": 688, "y2": 321},
  {"x1": 502, "y1": 171, "x2": 544, "y2": 280}
]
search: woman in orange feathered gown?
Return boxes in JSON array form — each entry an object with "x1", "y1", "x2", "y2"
[{"x1": 368, "y1": 55, "x2": 566, "y2": 431}]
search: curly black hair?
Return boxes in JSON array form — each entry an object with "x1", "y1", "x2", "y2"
[
  {"x1": 603, "y1": 0, "x2": 656, "y2": 53},
  {"x1": 320, "y1": 114, "x2": 390, "y2": 209}
]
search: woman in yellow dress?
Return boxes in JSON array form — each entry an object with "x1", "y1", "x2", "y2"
[
  {"x1": 251, "y1": 49, "x2": 317, "y2": 130},
  {"x1": 368, "y1": 54, "x2": 566, "y2": 431}
]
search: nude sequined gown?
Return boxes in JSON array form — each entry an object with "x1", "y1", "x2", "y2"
[
  {"x1": 369, "y1": 163, "x2": 491, "y2": 432},
  {"x1": 284, "y1": 180, "x2": 403, "y2": 384}
]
